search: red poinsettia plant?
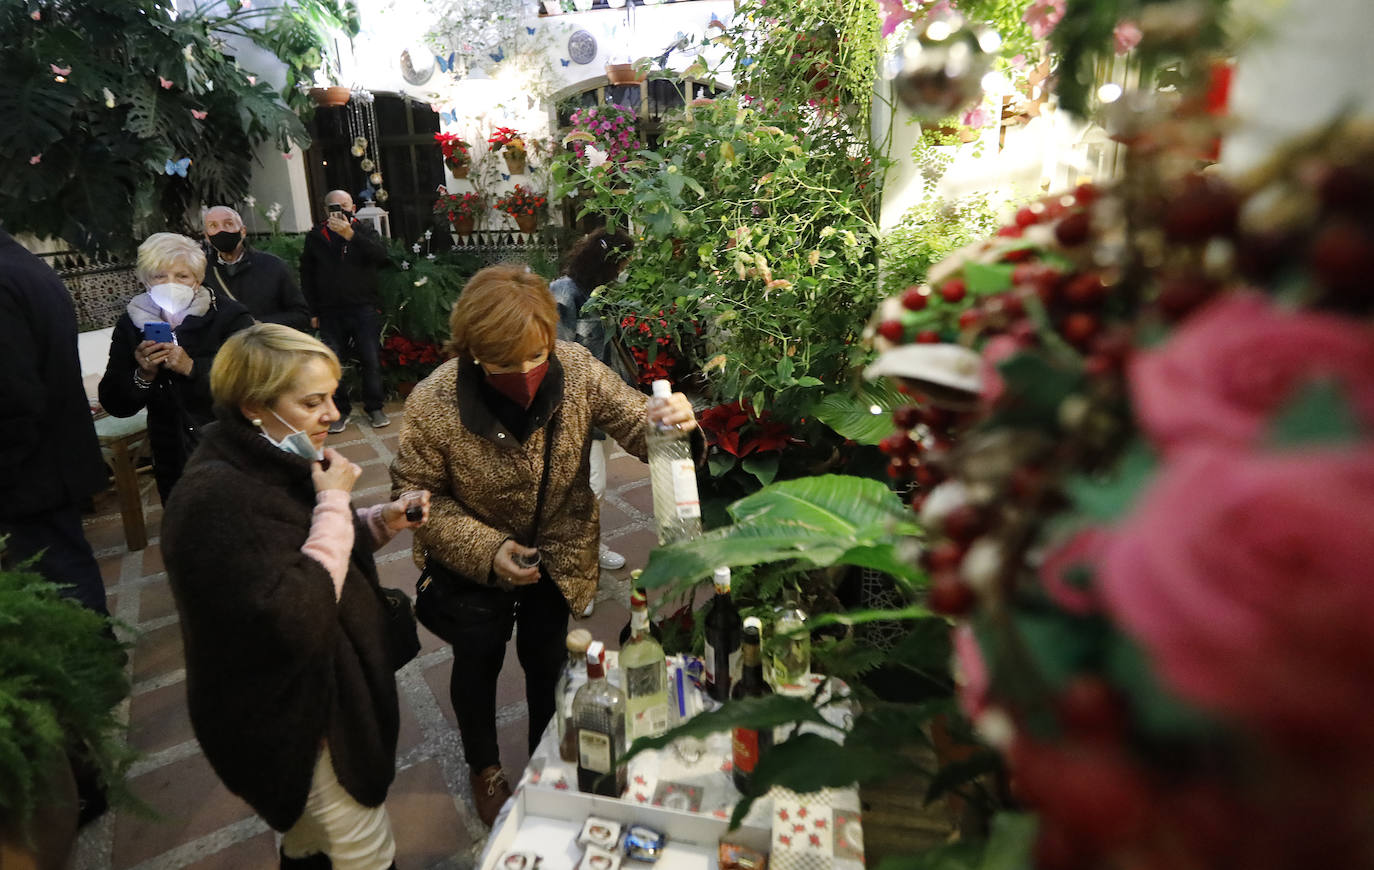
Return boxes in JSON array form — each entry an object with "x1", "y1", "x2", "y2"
[
  {"x1": 432, "y1": 187, "x2": 483, "y2": 221},
  {"x1": 494, "y1": 185, "x2": 547, "y2": 217},
  {"x1": 487, "y1": 126, "x2": 525, "y2": 153},
  {"x1": 381, "y1": 333, "x2": 445, "y2": 384},
  {"x1": 434, "y1": 132, "x2": 471, "y2": 166},
  {"x1": 696, "y1": 401, "x2": 793, "y2": 457}
]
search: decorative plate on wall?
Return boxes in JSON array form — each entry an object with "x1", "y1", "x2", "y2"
[
  {"x1": 400, "y1": 48, "x2": 435, "y2": 85},
  {"x1": 568, "y1": 30, "x2": 598, "y2": 65}
]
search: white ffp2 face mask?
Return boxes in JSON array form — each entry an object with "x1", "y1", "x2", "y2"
[
  {"x1": 147, "y1": 282, "x2": 196, "y2": 315},
  {"x1": 261, "y1": 409, "x2": 324, "y2": 462}
]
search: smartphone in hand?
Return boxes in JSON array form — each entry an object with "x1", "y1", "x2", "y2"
[
  {"x1": 143, "y1": 321, "x2": 174, "y2": 344},
  {"x1": 327, "y1": 204, "x2": 344, "y2": 215}
]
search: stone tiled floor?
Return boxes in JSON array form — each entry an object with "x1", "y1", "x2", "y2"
[{"x1": 71, "y1": 402, "x2": 659, "y2": 870}]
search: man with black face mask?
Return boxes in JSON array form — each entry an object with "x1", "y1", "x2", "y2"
[{"x1": 203, "y1": 206, "x2": 312, "y2": 332}]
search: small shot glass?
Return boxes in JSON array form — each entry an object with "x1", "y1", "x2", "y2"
[
  {"x1": 513, "y1": 548, "x2": 541, "y2": 569},
  {"x1": 400, "y1": 490, "x2": 428, "y2": 523}
]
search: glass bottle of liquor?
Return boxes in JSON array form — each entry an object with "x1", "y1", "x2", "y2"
[
  {"x1": 703, "y1": 566, "x2": 742, "y2": 702},
  {"x1": 556, "y1": 628, "x2": 593, "y2": 763},
  {"x1": 618, "y1": 571, "x2": 664, "y2": 647},
  {"x1": 622, "y1": 589, "x2": 670, "y2": 742},
  {"x1": 571, "y1": 640, "x2": 627, "y2": 796},
  {"x1": 770, "y1": 585, "x2": 811, "y2": 688},
  {"x1": 646, "y1": 379, "x2": 703, "y2": 544},
  {"x1": 732, "y1": 618, "x2": 773, "y2": 793}
]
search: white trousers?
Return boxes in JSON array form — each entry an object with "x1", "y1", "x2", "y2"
[
  {"x1": 590, "y1": 438, "x2": 607, "y2": 502},
  {"x1": 280, "y1": 746, "x2": 396, "y2": 870}
]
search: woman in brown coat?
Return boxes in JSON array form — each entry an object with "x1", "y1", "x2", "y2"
[{"x1": 390, "y1": 265, "x2": 694, "y2": 825}]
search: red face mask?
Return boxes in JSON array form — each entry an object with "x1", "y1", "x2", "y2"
[{"x1": 484, "y1": 360, "x2": 549, "y2": 408}]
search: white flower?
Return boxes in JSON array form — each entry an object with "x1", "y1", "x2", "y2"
[
  {"x1": 424, "y1": 229, "x2": 433, "y2": 239},
  {"x1": 102, "y1": 87, "x2": 115, "y2": 108},
  {"x1": 243, "y1": 195, "x2": 256, "y2": 208},
  {"x1": 585, "y1": 144, "x2": 608, "y2": 168},
  {"x1": 265, "y1": 203, "x2": 282, "y2": 220},
  {"x1": 426, "y1": 253, "x2": 436, "y2": 261},
  {"x1": 401, "y1": 260, "x2": 411, "y2": 270},
  {"x1": 411, "y1": 243, "x2": 421, "y2": 253},
  {"x1": 413, "y1": 276, "x2": 429, "y2": 287},
  {"x1": 183, "y1": 44, "x2": 194, "y2": 62}
]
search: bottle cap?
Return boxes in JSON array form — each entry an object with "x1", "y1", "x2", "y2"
[
  {"x1": 651, "y1": 379, "x2": 672, "y2": 399},
  {"x1": 713, "y1": 566, "x2": 731, "y2": 591},
  {"x1": 742, "y1": 622, "x2": 761, "y2": 643},
  {"x1": 630, "y1": 589, "x2": 648, "y2": 610},
  {"x1": 566, "y1": 628, "x2": 593, "y2": 654},
  {"x1": 743, "y1": 615, "x2": 762, "y2": 633},
  {"x1": 586, "y1": 640, "x2": 605, "y2": 666}
]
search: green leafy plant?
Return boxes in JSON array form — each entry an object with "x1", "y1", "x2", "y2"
[
  {"x1": 230, "y1": 0, "x2": 360, "y2": 116},
  {"x1": 0, "y1": 0, "x2": 310, "y2": 254},
  {"x1": 880, "y1": 191, "x2": 1002, "y2": 295},
  {"x1": 0, "y1": 552, "x2": 134, "y2": 827}
]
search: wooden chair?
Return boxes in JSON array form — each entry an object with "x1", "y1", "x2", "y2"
[{"x1": 93, "y1": 411, "x2": 151, "y2": 552}]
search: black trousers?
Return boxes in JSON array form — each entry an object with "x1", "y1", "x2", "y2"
[
  {"x1": 446, "y1": 570, "x2": 569, "y2": 772},
  {"x1": 317, "y1": 305, "x2": 384, "y2": 416},
  {"x1": 1, "y1": 503, "x2": 109, "y2": 616}
]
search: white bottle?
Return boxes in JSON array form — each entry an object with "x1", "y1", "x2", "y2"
[{"x1": 646, "y1": 379, "x2": 702, "y2": 544}]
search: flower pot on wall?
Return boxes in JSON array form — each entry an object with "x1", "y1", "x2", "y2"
[
  {"x1": 446, "y1": 159, "x2": 470, "y2": 179},
  {"x1": 309, "y1": 86, "x2": 352, "y2": 108},
  {"x1": 606, "y1": 64, "x2": 645, "y2": 85},
  {"x1": 451, "y1": 216, "x2": 475, "y2": 236},
  {"x1": 503, "y1": 150, "x2": 527, "y2": 175},
  {"x1": 515, "y1": 214, "x2": 538, "y2": 234}
]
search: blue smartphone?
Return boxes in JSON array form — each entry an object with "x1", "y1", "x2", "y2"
[{"x1": 143, "y1": 321, "x2": 174, "y2": 344}]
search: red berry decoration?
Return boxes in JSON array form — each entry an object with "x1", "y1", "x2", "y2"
[
  {"x1": 924, "y1": 540, "x2": 967, "y2": 573},
  {"x1": 877, "y1": 319, "x2": 906, "y2": 342},
  {"x1": 941, "y1": 504, "x2": 984, "y2": 544},
  {"x1": 1074, "y1": 182, "x2": 1100, "y2": 206},
  {"x1": 1162, "y1": 174, "x2": 1239, "y2": 242},
  {"x1": 901, "y1": 286, "x2": 930, "y2": 311},
  {"x1": 912, "y1": 462, "x2": 943, "y2": 489},
  {"x1": 1309, "y1": 220, "x2": 1374, "y2": 300},
  {"x1": 892, "y1": 405, "x2": 923, "y2": 430},
  {"x1": 939, "y1": 278, "x2": 968, "y2": 303},
  {"x1": 927, "y1": 570, "x2": 976, "y2": 616},
  {"x1": 957, "y1": 309, "x2": 981, "y2": 330},
  {"x1": 999, "y1": 293, "x2": 1027, "y2": 317},
  {"x1": 915, "y1": 329, "x2": 941, "y2": 344},
  {"x1": 1054, "y1": 211, "x2": 1092, "y2": 247},
  {"x1": 1001, "y1": 246, "x2": 1034, "y2": 263},
  {"x1": 1061, "y1": 312, "x2": 1099, "y2": 347},
  {"x1": 1157, "y1": 271, "x2": 1218, "y2": 321},
  {"x1": 1062, "y1": 272, "x2": 1108, "y2": 306},
  {"x1": 1057, "y1": 676, "x2": 1127, "y2": 738},
  {"x1": 996, "y1": 225, "x2": 1024, "y2": 238},
  {"x1": 1315, "y1": 164, "x2": 1374, "y2": 215},
  {"x1": 1015, "y1": 206, "x2": 1041, "y2": 228}
]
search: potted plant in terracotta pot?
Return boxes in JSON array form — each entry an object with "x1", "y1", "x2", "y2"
[
  {"x1": 434, "y1": 132, "x2": 472, "y2": 178},
  {"x1": 433, "y1": 186, "x2": 484, "y2": 237},
  {"x1": 494, "y1": 185, "x2": 547, "y2": 234},
  {"x1": 487, "y1": 126, "x2": 528, "y2": 175},
  {"x1": 605, "y1": 57, "x2": 650, "y2": 85}
]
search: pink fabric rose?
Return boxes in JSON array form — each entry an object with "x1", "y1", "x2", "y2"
[
  {"x1": 1038, "y1": 526, "x2": 1109, "y2": 614},
  {"x1": 1100, "y1": 448, "x2": 1374, "y2": 751},
  {"x1": 1113, "y1": 20, "x2": 1143, "y2": 54},
  {"x1": 980, "y1": 334, "x2": 1022, "y2": 407},
  {"x1": 1023, "y1": 0, "x2": 1066, "y2": 40},
  {"x1": 953, "y1": 624, "x2": 989, "y2": 719},
  {"x1": 1130, "y1": 293, "x2": 1374, "y2": 453}
]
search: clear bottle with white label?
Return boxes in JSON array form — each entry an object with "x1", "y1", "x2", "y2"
[
  {"x1": 622, "y1": 590, "x2": 670, "y2": 742},
  {"x1": 646, "y1": 379, "x2": 702, "y2": 545},
  {"x1": 572, "y1": 641, "x2": 627, "y2": 796}
]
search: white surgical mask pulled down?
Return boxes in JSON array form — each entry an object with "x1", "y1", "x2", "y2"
[
  {"x1": 261, "y1": 409, "x2": 324, "y2": 461},
  {"x1": 147, "y1": 282, "x2": 196, "y2": 316}
]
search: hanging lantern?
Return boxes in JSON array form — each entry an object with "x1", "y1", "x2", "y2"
[{"x1": 889, "y1": 15, "x2": 999, "y2": 120}]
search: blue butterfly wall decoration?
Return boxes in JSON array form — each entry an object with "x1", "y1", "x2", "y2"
[
  {"x1": 560, "y1": 58, "x2": 570, "y2": 67},
  {"x1": 435, "y1": 52, "x2": 456, "y2": 73},
  {"x1": 441, "y1": 109, "x2": 458, "y2": 124},
  {"x1": 164, "y1": 157, "x2": 191, "y2": 177},
  {"x1": 526, "y1": 27, "x2": 536, "y2": 35},
  {"x1": 489, "y1": 48, "x2": 505, "y2": 63},
  {"x1": 500, "y1": 173, "x2": 511, "y2": 181}
]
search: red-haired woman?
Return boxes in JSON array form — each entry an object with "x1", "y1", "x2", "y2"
[{"x1": 389, "y1": 265, "x2": 694, "y2": 826}]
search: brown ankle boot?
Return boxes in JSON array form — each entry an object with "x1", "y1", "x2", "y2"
[{"x1": 470, "y1": 764, "x2": 511, "y2": 827}]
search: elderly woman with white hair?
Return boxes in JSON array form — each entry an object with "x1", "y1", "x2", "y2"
[{"x1": 99, "y1": 232, "x2": 253, "y2": 502}]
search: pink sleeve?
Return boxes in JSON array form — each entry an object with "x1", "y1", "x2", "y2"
[
  {"x1": 301, "y1": 489, "x2": 355, "y2": 601},
  {"x1": 357, "y1": 503, "x2": 398, "y2": 551}
]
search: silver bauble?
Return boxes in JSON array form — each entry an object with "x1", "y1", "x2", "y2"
[{"x1": 889, "y1": 16, "x2": 997, "y2": 120}]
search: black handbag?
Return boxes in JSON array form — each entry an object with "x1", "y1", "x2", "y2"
[
  {"x1": 415, "y1": 414, "x2": 558, "y2": 646},
  {"x1": 379, "y1": 585, "x2": 421, "y2": 671}
]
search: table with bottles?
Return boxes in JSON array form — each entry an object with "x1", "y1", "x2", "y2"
[{"x1": 515, "y1": 650, "x2": 867, "y2": 869}]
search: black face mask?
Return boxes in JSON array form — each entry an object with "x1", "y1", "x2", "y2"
[{"x1": 209, "y1": 230, "x2": 244, "y2": 254}]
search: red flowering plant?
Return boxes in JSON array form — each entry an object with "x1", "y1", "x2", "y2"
[
  {"x1": 614, "y1": 308, "x2": 698, "y2": 386},
  {"x1": 493, "y1": 185, "x2": 547, "y2": 218},
  {"x1": 861, "y1": 105, "x2": 1374, "y2": 870},
  {"x1": 434, "y1": 132, "x2": 471, "y2": 171},
  {"x1": 431, "y1": 186, "x2": 483, "y2": 223},
  {"x1": 380, "y1": 333, "x2": 445, "y2": 392},
  {"x1": 486, "y1": 126, "x2": 525, "y2": 154},
  {"x1": 696, "y1": 400, "x2": 793, "y2": 458}
]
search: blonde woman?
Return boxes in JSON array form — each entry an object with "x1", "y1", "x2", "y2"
[
  {"x1": 98, "y1": 232, "x2": 252, "y2": 502},
  {"x1": 163, "y1": 324, "x2": 426, "y2": 870}
]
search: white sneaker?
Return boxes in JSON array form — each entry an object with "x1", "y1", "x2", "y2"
[
  {"x1": 582, "y1": 598, "x2": 595, "y2": 618},
  {"x1": 598, "y1": 544, "x2": 626, "y2": 571}
]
